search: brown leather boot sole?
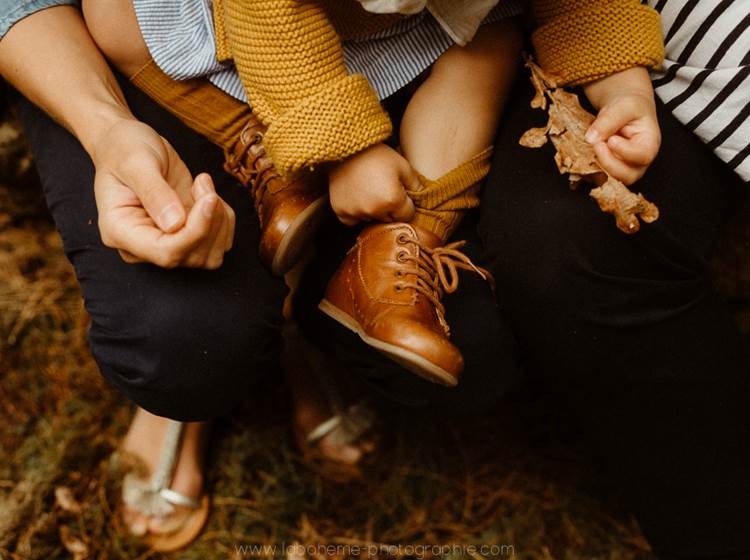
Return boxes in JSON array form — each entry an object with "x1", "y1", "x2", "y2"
[
  {"x1": 267, "y1": 194, "x2": 329, "y2": 276},
  {"x1": 318, "y1": 299, "x2": 459, "y2": 387}
]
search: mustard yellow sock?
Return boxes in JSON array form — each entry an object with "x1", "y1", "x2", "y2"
[
  {"x1": 408, "y1": 147, "x2": 494, "y2": 242},
  {"x1": 129, "y1": 59, "x2": 251, "y2": 152}
]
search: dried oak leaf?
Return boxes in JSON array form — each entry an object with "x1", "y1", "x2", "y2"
[{"x1": 519, "y1": 58, "x2": 659, "y2": 233}]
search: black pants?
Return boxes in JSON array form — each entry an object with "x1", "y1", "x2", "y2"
[
  {"x1": 15, "y1": 79, "x2": 288, "y2": 422},
  {"x1": 477, "y1": 81, "x2": 750, "y2": 559},
  {"x1": 16, "y1": 72, "x2": 750, "y2": 557}
]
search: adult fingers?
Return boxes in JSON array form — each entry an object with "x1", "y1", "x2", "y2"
[
  {"x1": 118, "y1": 153, "x2": 188, "y2": 233},
  {"x1": 222, "y1": 200, "x2": 236, "y2": 251},
  {"x1": 206, "y1": 212, "x2": 232, "y2": 269},
  {"x1": 157, "y1": 194, "x2": 220, "y2": 266},
  {"x1": 191, "y1": 174, "x2": 235, "y2": 252},
  {"x1": 183, "y1": 197, "x2": 227, "y2": 269},
  {"x1": 110, "y1": 194, "x2": 218, "y2": 268},
  {"x1": 191, "y1": 172, "x2": 215, "y2": 200}
]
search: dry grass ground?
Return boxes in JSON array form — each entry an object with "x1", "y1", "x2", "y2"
[{"x1": 1, "y1": 110, "x2": 748, "y2": 560}]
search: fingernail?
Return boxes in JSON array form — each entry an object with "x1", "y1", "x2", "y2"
[
  {"x1": 201, "y1": 195, "x2": 217, "y2": 218},
  {"x1": 197, "y1": 174, "x2": 214, "y2": 197},
  {"x1": 585, "y1": 128, "x2": 600, "y2": 143},
  {"x1": 159, "y1": 203, "x2": 182, "y2": 231}
]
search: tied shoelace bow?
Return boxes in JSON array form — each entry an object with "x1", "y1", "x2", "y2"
[
  {"x1": 224, "y1": 124, "x2": 281, "y2": 217},
  {"x1": 395, "y1": 233, "x2": 496, "y2": 336}
]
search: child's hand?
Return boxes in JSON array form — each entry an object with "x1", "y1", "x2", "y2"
[
  {"x1": 583, "y1": 67, "x2": 661, "y2": 185},
  {"x1": 329, "y1": 143, "x2": 420, "y2": 226}
]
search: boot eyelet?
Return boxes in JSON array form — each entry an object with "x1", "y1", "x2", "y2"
[
  {"x1": 396, "y1": 270, "x2": 404, "y2": 277},
  {"x1": 396, "y1": 251, "x2": 408, "y2": 262},
  {"x1": 394, "y1": 284, "x2": 404, "y2": 292},
  {"x1": 396, "y1": 234, "x2": 409, "y2": 244}
]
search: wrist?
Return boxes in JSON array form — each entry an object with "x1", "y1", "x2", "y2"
[
  {"x1": 583, "y1": 66, "x2": 654, "y2": 111},
  {"x1": 77, "y1": 101, "x2": 136, "y2": 161}
]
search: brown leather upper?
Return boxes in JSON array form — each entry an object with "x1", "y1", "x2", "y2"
[
  {"x1": 323, "y1": 223, "x2": 494, "y2": 382},
  {"x1": 224, "y1": 117, "x2": 327, "y2": 271}
]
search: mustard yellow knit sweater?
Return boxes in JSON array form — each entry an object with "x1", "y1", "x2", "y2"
[{"x1": 214, "y1": 0, "x2": 664, "y2": 177}]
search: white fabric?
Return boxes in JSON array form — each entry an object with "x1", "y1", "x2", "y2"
[{"x1": 355, "y1": 0, "x2": 500, "y2": 45}]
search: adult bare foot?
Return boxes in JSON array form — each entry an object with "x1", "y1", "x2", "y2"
[
  {"x1": 283, "y1": 321, "x2": 376, "y2": 466},
  {"x1": 120, "y1": 408, "x2": 209, "y2": 542}
]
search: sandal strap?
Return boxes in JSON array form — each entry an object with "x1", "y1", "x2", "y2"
[
  {"x1": 159, "y1": 487, "x2": 201, "y2": 509},
  {"x1": 307, "y1": 401, "x2": 376, "y2": 447},
  {"x1": 306, "y1": 415, "x2": 343, "y2": 444},
  {"x1": 122, "y1": 420, "x2": 199, "y2": 517},
  {"x1": 150, "y1": 420, "x2": 183, "y2": 491}
]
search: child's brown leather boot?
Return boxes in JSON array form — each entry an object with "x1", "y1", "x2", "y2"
[
  {"x1": 319, "y1": 222, "x2": 493, "y2": 386},
  {"x1": 225, "y1": 118, "x2": 329, "y2": 275}
]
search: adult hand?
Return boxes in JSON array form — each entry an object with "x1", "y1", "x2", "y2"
[
  {"x1": 583, "y1": 67, "x2": 661, "y2": 185},
  {"x1": 91, "y1": 119, "x2": 235, "y2": 269},
  {"x1": 329, "y1": 143, "x2": 418, "y2": 226}
]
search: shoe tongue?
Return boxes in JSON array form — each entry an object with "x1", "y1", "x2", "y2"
[{"x1": 409, "y1": 224, "x2": 443, "y2": 250}]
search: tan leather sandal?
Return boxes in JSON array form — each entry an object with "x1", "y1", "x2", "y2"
[{"x1": 121, "y1": 420, "x2": 210, "y2": 552}]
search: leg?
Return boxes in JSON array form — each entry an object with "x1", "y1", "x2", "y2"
[
  {"x1": 400, "y1": 18, "x2": 522, "y2": 180},
  {"x1": 318, "y1": 20, "x2": 524, "y2": 385},
  {"x1": 15, "y1": 78, "x2": 286, "y2": 421},
  {"x1": 399, "y1": 18, "x2": 523, "y2": 241},
  {"x1": 14, "y1": 73, "x2": 286, "y2": 538},
  {"x1": 480, "y1": 73, "x2": 750, "y2": 557}
]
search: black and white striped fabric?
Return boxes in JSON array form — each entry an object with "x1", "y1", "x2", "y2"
[
  {"x1": 647, "y1": 0, "x2": 750, "y2": 181},
  {"x1": 133, "y1": 0, "x2": 523, "y2": 103}
]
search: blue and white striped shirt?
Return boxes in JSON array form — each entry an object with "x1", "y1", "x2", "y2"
[{"x1": 133, "y1": 0, "x2": 523, "y2": 102}]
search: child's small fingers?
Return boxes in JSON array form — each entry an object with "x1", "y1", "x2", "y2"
[
  {"x1": 607, "y1": 135, "x2": 658, "y2": 167},
  {"x1": 336, "y1": 213, "x2": 359, "y2": 227},
  {"x1": 389, "y1": 194, "x2": 415, "y2": 223},
  {"x1": 594, "y1": 142, "x2": 641, "y2": 185},
  {"x1": 586, "y1": 103, "x2": 632, "y2": 144},
  {"x1": 399, "y1": 164, "x2": 423, "y2": 193}
]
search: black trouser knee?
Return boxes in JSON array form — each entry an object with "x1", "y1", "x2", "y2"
[{"x1": 14, "y1": 75, "x2": 287, "y2": 422}]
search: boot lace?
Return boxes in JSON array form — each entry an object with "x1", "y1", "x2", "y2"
[
  {"x1": 395, "y1": 232, "x2": 495, "y2": 336},
  {"x1": 224, "y1": 126, "x2": 281, "y2": 216}
]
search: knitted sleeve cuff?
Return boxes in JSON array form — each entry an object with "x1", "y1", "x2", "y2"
[
  {"x1": 531, "y1": 3, "x2": 664, "y2": 86},
  {"x1": 263, "y1": 74, "x2": 393, "y2": 176}
]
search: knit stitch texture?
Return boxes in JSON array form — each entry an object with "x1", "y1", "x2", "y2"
[
  {"x1": 532, "y1": 0, "x2": 664, "y2": 85},
  {"x1": 222, "y1": 0, "x2": 393, "y2": 177}
]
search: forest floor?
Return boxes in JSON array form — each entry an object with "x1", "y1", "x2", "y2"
[{"x1": 2, "y1": 107, "x2": 749, "y2": 560}]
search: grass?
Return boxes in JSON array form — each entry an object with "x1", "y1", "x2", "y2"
[{"x1": 2, "y1": 111, "x2": 748, "y2": 560}]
